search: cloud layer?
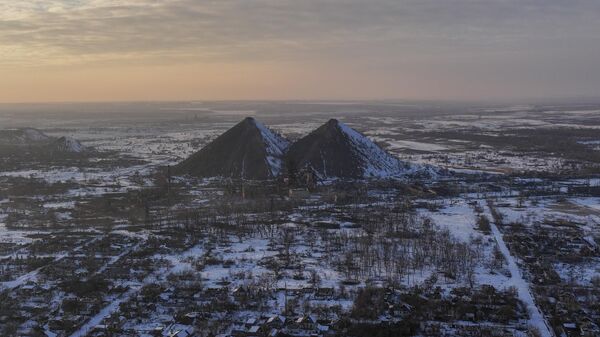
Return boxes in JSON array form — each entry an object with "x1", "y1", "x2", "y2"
[{"x1": 1, "y1": 0, "x2": 599, "y2": 101}]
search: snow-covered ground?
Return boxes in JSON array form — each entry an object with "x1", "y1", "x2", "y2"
[{"x1": 2, "y1": 102, "x2": 600, "y2": 336}]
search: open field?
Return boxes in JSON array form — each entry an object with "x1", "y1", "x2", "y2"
[{"x1": 1, "y1": 101, "x2": 599, "y2": 337}]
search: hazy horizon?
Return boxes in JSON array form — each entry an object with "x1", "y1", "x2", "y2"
[{"x1": 2, "y1": 97, "x2": 600, "y2": 106}]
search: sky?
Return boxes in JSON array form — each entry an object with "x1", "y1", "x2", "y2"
[{"x1": 0, "y1": 0, "x2": 599, "y2": 103}]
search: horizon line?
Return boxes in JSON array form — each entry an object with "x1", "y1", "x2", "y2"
[{"x1": 2, "y1": 96, "x2": 600, "y2": 106}]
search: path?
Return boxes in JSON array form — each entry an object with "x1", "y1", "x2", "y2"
[{"x1": 486, "y1": 204, "x2": 554, "y2": 337}]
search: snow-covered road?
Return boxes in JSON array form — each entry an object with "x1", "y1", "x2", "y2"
[
  {"x1": 68, "y1": 286, "x2": 139, "y2": 337},
  {"x1": 486, "y1": 204, "x2": 554, "y2": 337},
  {"x1": 68, "y1": 242, "x2": 203, "y2": 337},
  {"x1": 1, "y1": 237, "x2": 99, "y2": 290}
]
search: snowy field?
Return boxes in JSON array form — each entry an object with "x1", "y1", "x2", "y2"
[{"x1": 1, "y1": 101, "x2": 600, "y2": 336}]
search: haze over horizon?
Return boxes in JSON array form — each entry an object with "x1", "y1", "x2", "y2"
[{"x1": 1, "y1": 0, "x2": 599, "y2": 103}]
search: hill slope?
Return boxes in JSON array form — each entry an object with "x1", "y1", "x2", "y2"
[
  {"x1": 175, "y1": 117, "x2": 289, "y2": 180},
  {"x1": 285, "y1": 119, "x2": 416, "y2": 178},
  {"x1": 0, "y1": 128, "x2": 51, "y2": 145},
  {"x1": 52, "y1": 136, "x2": 86, "y2": 153},
  {"x1": 0, "y1": 128, "x2": 87, "y2": 153}
]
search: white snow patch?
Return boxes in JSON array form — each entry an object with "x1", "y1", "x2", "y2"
[
  {"x1": 386, "y1": 140, "x2": 448, "y2": 152},
  {"x1": 337, "y1": 122, "x2": 419, "y2": 178},
  {"x1": 43, "y1": 201, "x2": 76, "y2": 209},
  {"x1": 54, "y1": 136, "x2": 86, "y2": 153},
  {"x1": 22, "y1": 128, "x2": 51, "y2": 142},
  {"x1": 254, "y1": 119, "x2": 290, "y2": 177}
]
